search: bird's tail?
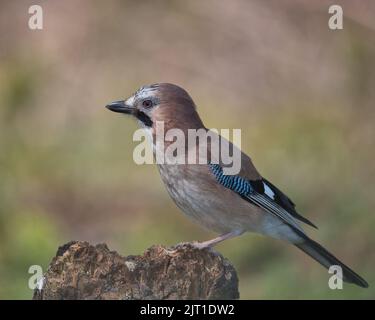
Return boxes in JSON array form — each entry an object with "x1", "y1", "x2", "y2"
[{"x1": 295, "y1": 235, "x2": 368, "y2": 288}]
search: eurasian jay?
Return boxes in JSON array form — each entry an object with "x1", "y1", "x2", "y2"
[{"x1": 106, "y1": 83, "x2": 368, "y2": 288}]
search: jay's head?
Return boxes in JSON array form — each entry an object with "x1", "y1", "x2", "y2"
[{"x1": 106, "y1": 83, "x2": 204, "y2": 131}]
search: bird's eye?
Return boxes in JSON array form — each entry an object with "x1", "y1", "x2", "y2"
[{"x1": 142, "y1": 100, "x2": 153, "y2": 108}]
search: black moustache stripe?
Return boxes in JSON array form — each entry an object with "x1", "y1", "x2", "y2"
[{"x1": 136, "y1": 111, "x2": 153, "y2": 127}]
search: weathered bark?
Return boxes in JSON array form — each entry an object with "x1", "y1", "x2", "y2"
[{"x1": 33, "y1": 241, "x2": 239, "y2": 300}]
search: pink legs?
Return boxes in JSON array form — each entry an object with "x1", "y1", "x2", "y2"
[{"x1": 192, "y1": 230, "x2": 244, "y2": 249}]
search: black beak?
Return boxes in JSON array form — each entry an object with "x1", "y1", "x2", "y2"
[{"x1": 105, "y1": 100, "x2": 134, "y2": 114}]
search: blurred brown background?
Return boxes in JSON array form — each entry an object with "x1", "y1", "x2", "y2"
[{"x1": 0, "y1": 0, "x2": 374, "y2": 299}]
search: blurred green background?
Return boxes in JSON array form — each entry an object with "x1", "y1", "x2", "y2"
[{"x1": 0, "y1": 0, "x2": 374, "y2": 299}]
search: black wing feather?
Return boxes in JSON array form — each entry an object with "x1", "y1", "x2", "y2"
[{"x1": 261, "y1": 178, "x2": 318, "y2": 229}]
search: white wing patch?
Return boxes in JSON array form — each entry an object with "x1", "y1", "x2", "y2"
[{"x1": 263, "y1": 182, "x2": 275, "y2": 199}]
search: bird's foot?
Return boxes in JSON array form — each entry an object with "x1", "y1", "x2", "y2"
[
  {"x1": 190, "y1": 241, "x2": 213, "y2": 250},
  {"x1": 169, "y1": 241, "x2": 212, "y2": 251},
  {"x1": 170, "y1": 231, "x2": 244, "y2": 252}
]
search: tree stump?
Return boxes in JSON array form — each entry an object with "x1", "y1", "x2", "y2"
[{"x1": 33, "y1": 241, "x2": 239, "y2": 300}]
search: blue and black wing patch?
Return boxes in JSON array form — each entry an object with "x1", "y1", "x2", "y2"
[
  {"x1": 209, "y1": 163, "x2": 253, "y2": 196},
  {"x1": 209, "y1": 164, "x2": 317, "y2": 230}
]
